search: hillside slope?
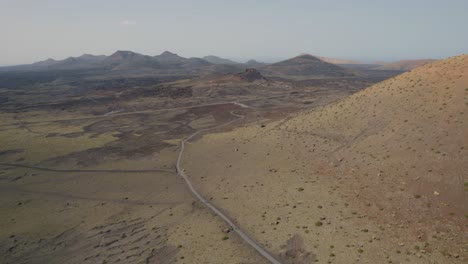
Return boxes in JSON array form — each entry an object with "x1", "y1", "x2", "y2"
[
  {"x1": 183, "y1": 55, "x2": 468, "y2": 263},
  {"x1": 287, "y1": 54, "x2": 467, "y2": 215}
]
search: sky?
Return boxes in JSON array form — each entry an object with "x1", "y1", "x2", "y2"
[{"x1": 1, "y1": 0, "x2": 467, "y2": 65}]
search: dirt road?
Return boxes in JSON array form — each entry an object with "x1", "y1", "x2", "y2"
[{"x1": 176, "y1": 111, "x2": 282, "y2": 264}]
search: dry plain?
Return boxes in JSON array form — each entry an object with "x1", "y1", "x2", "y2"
[{"x1": 0, "y1": 69, "x2": 381, "y2": 263}]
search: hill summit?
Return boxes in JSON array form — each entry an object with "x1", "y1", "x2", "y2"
[
  {"x1": 154, "y1": 51, "x2": 187, "y2": 64},
  {"x1": 102, "y1": 50, "x2": 160, "y2": 70},
  {"x1": 260, "y1": 54, "x2": 353, "y2": 77}
]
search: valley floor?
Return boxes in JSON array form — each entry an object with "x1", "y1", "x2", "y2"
[
  {"x1": 0, "y1": 75, "x2": 365, "y2": 263},
  {"x1": 3, "y1": 63, "x2": 464, "y2": 264}
]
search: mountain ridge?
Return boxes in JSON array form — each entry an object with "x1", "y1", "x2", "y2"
[{"x1": 0, "y1": 51, "x2": 436, "y2": 77}]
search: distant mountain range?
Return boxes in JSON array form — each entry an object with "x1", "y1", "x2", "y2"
[
  {"x1": 22, "y1": 54, "x2": 107, "y2": 70},
  {"x1": 0, "y1": 51, "x2": 261, "y2": 75},
  {"x1": 0, "y1": 51, "x2": 347, "y2": 77},
  {"x1": 0, "y1": 51, "x2": 436, "y2": 77}
]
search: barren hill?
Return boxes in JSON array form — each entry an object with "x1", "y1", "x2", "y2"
[
  {"x1": 285, "y1": 55, "x2": 467, "y2": 218},
  {"x1": 184, "y1": 55, "x2": 468, "y2": 263},
  {"x1": 260, "y1": 54, "x2": 353, "y2": 77},
  {"x1": 375, "y1": 59, "x2": 437, "y2": 71}
]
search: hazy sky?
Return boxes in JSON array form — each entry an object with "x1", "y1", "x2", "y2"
[{"x1": 1, "y1": 0, "x2": 467, "y2": 65}]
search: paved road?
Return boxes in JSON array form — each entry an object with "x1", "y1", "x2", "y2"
[{"x1": 176, "y1": 111, "x2": 282, "y2": 264}]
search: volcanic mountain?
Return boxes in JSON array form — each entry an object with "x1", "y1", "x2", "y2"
[
  {"x1": 101, "y1": 50, "x2": 161, "y2": 70},
  {"x1": 260, "y1": 54, "x2": 353, "y2": 77},
  {"x1": 0, "y1": 51, "x2": 219, "y2": 73}
]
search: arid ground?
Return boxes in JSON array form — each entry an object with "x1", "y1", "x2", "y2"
[
  {"x1": 183, "y1": 56, "x2": 468, "y2": 263},
  {"x1": 0, "y1": 65, "x2": 393, "y2": 264},
  {"x1": 1, "y1": 54, "x2": 466, "y2": 264}
]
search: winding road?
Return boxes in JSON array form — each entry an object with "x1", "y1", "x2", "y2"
[
  {"x1": 176, "y1": 110, "x2": 282, "y2": 264},
  {"x1": 1, "y1": 101, "x2": 283, "y2": 262}
]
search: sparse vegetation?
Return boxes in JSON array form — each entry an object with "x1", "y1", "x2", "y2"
[{"x1": 1, "y1": 25, "x2": 467, "y2": 264}]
